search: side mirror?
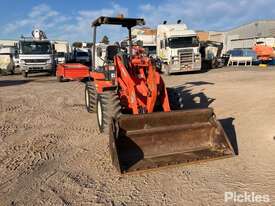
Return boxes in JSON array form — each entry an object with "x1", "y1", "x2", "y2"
[
  {"x1": 14, "y1": 50, "x2": 19, "y2": 58},
  {"x1": 97, "y1": 47, "x2": 102, "y2": 57}
]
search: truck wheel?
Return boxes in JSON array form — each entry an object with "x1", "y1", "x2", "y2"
[
  {"x1": 10, "y1": 67, "x2": 15, "y2": 75},
  {"x1": 57, "y1": 76, "x2": 63, "y2": 82},
  {"x1": 51, "y1": 70, "x2": 56, "y2": 76},
  {"x1": 85, "y1": 82, "x2": 97, "y2": 113},
  {"x1": 0, "y1": 70, "x2": 8, "y2": 76},
  {"x1": 96, "y1": 91, "x2": 121, "y2": 134},
  {"x1": 22, "y1": 71, "x2": 28, "y2": 78},
  {"x1": 163, "y1": 64, "x2": 170, "y2": 76}
]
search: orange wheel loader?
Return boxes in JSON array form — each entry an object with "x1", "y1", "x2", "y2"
[{"x1": 84, "y1": 16, "x2": 235, "y2": 174}]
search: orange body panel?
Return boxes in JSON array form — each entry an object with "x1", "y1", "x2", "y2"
[
  {"x1": 56, "y1": 63, "x2": 90, "y2": 80},
  {"x1": 91, "y1": 46, "x2": 171, "y2": 114},
  {"x1": 253, "y1": 45, "x2": 275, "y2": 61}
]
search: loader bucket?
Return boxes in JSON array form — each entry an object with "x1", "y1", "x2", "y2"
[{"x1": 109, "y1": 108, "x2": 235, "y2": 174}]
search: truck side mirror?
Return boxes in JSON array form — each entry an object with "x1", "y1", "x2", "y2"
[
  {"x1": 14, "y1": 50, "x2": 18, "y2": 58},
  {"x1": 97, "y1": 47, "x2": 102, "y2": 57}
]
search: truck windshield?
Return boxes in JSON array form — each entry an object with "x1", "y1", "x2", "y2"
[
  {"x1": 20, "y1": 41, "x2": 52, "y2": 55},
  {"x1": 57, "y1": 52, "x2": 65, "y2": 57},
  {"x1": 76, "y1": 52, "x2": 89, "y2": 57},
  {"x1": 144, "y1": 46, "x2": 156, "y2": 55},
  {"x1": 168, "y1": 36, "x2": 199, "y2": 48}
]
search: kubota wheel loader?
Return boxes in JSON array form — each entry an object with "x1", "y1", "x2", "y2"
[{"x1": 85, "y1": 16, "x2": 235, "y2": 174}]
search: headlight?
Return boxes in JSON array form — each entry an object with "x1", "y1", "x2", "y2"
[
  {"x1": 47, "y1": 59, "x2": 52, "y2": 64},
  {"x1": 20, "y1": 60, "x2": 25, "y2": 64}
]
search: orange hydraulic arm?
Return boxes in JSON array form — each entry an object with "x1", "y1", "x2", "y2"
[{"x1": 114, "y1": 49, "x2": 170, "y2": 114}]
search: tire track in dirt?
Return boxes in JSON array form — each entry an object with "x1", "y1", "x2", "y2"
[
  {"x1": 3, "y1": 104, "x2": 24, "y2": 113},
  {"x1": 0, "y1": 121, "x2": 17, "y2": 140},
  {"x1": 0, "y1": 133, "x2": 62, "y2": 193},
  {"x1": 1, "y1": 71, "x2": 275, "y2": 205}
]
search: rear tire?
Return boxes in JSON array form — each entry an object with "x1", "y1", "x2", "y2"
[
  {"x1": 96, "y1": 91, "x2": 121, "y2": 134},
  {"x1": 85, "y1": 81, "x2": 97, "y2": 113}
]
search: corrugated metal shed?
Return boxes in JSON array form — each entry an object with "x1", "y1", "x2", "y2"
[
  {"x1": 227, "y1": 20, "x2": 275, "y2": 39},
  {"x1": 209, "y1": 20, "x2": 275, "y2": 52}
]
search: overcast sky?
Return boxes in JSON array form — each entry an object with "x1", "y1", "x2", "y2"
[{"x1": 0, "y1": 0, "x2": 274, "y2": 42}]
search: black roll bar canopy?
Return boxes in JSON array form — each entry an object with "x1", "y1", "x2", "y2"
[
  {"x1": 92, "y1": 16, "x2": 145, "y2": 28},
  {"x1": 91, "y1": 16, "x2": 145, "y2": 68}
]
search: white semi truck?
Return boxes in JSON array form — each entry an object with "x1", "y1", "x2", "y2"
[
  {"x1": 157, "y1": 22, "x2": 201, "y2": 74},
  {"x1": 53, "y1": 41, "x2": 70, "y2": 64},
  {"x1": 18, "y1": 29, "x2": 55, "y2": 77},
  {"x1": 134, "y1": 34, "x2": 156, "y2": 57}
]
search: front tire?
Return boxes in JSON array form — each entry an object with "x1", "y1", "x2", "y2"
[
  {"x1": 85, "y1": 81, "x2": 97, "y2": 113},
  {"x1": 96, "y1": 91, "x2": 121, "y2": 134}
]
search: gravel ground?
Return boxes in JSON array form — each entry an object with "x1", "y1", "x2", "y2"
[{"x1": 0, "y1": 67, "x2": 275, "y2": 206}]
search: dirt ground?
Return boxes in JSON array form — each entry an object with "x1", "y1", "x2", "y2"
[{"x1": 0, "y1": 67, "x2": 275, "y2": 206}]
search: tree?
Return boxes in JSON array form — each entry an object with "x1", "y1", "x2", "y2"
[
  {"x1": 72, "y1": 42, "x2": 82, "y2": 48},
  {"x1": 86, "y1": 42, "x2": 93, "y2": 48},
  {"x1": 100, "y1": 36, "x2": 109, "y2": 44}
]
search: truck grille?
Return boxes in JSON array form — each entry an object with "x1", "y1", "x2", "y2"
[
  {"x1": 24, "y1": 59, "x2": 47, "y2": 63},
  {"x1": 178, "y1": 49, "x2": 194, "y2": 68}
]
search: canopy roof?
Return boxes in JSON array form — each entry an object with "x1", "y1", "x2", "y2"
[{"x1": 92, "y1": 16, "x2": 145, "y2": 28}]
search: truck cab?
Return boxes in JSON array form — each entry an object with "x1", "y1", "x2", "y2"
[
  {"x1": 54, "y1": 41, "x2": 69, "y2": 64},
  {"x1": 74, "y1": 48, "x2": 91, "y2": 66},
  {"x1": 18, "y1": 38, "x2": 55, "y2": 77},
  {"x1": 134, "y1": 34, "x2": 157, "y2": 57},
  {"x1": 157, "y1": 23, "x2": 201, "y2": 74}
]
